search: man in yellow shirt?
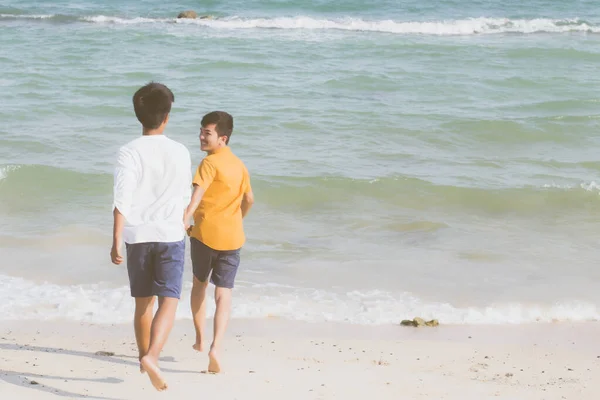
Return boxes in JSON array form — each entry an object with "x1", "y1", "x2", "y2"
[{"x1": 183, "y1": 111, "x2": 254, "y2": 373}]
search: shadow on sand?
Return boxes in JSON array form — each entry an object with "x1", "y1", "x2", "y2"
[{"x1": 0, "y1": 342, "x2": 198, "y2": 399}]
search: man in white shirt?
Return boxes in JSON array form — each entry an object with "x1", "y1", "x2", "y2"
[{"x1": 111, "y1": 82, "x2": 191, "y2": 392}]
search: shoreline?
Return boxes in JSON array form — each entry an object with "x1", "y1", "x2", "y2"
[
  {"x1": 3, "y1": 270, "x2": 599, "y2": 325},
  {"x1": 1, "y1": 318, "x2": 598, "y2": 399}
]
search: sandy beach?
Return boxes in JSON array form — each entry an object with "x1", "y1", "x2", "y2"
[
  {"x1": 3, "y1": 1, "x2": 600, "y2": 399},
  {"x1": 1, "y1": 319, "x2": 598, "y2": 399}
]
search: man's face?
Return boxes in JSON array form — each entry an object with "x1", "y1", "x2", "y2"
[{"x1": 199, "y1": 123, "x2": 226, "y2": 152}]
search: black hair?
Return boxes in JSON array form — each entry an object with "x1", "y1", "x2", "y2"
[
  {"x1": 201, "y1": 111, "x2": 234, "y2": 144},
  {"x1": 132, "y1": 82, "x2": 174, "y2": 130}
]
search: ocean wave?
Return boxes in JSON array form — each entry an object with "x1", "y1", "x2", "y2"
[
  {"x1": 1, "y1": 13, "x2": 598, "y2": 35},
  {"x1": 2, "y1": 164, "x2": 600, "y2": 216},
  {"x1": 0, "y1": 164, "x2": 111, "y2": 214},
  {"x1": 0, "y1": 275, "x2": 597, "y2": 325},
  {"x1": 0, "y1": 13, "x2": 54, "y2": 19},
  {"x1": 81, "y1": 15, "x2": 164, "y2": 25},
  {"x1": 0, "y1": 164, "x2": 21, "y2": 181},
  {"x1": 187, "y1": 16, "x2": 600, "y2": 35},
  {"x1": 255, "y1": 175, "x2": 600, "y2": 215},
  {"x1": 0, "y1": 164, "x2": 109, "y2": 192},
  {"x1": 542, "y1": 181, "x2": 600, "y2": 192}
]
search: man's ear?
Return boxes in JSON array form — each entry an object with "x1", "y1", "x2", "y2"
[{"x1": 163, "y1": 113, "x2": 170, "y2": 126}]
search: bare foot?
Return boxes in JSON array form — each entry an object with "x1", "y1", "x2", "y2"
[
  {"x1": 139, "y1": 357, "x2": 146, "y2": 374},
  {"x1": 140, "y1": 355, "x2": 167, "y2": 391},
  {"x1": 192, "y1": 341, "x2": 204, "y2": 352},
  {"x1": 208, "y1": 347, "x2": 221, "y2": 373}
]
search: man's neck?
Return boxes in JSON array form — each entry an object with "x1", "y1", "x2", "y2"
[
  {"x1": 142, "y1": 127, "x2": 164, "y2": 136},
  {"x1": 207, "y1": 145, "x2": 228, "y2": 155}
]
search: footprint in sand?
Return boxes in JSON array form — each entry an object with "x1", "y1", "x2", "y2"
[{"x1": 141, "y1": 355, "x2": 168, "y2": 391}]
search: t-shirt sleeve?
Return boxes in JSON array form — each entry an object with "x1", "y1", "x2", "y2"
[
  {"x1": 193, "y1": 158, "x2": 216, "y2": 191},
  {"x1": 183, "y1": 148, "x2": 193, "y2": 205},
  {"x1": 113, "y1": 146, "x2": 138, "y2": 218}
]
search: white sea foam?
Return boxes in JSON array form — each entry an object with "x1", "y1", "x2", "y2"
[
  {"x1": 580, "y1": 181, "x2": 600, "y2": 192},
  {"x1": 3, "y1": 14, "x2": 599, "y2": 35},
  {"x1": 81, "y1": 15, "x2": 163, "y2": 25},
  {"x1": 0, "y1": 165, "x2": 20, "y2": 181},
  {"x1": 182, "y1": 16, "x2": 600, "y2": 36},
  {"x1": 542, "y1": 181, "x2": 600, "y2": 193},
  {"x1": 1, "y1": 275, "x2": 597, "y2": 325},
  {"x1": 0, "y1": 13, "x2": 54, "y2": 19}
]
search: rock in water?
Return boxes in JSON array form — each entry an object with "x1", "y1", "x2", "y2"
[
  {"x1": 177, "y1": 10, "x2": 198, "y2": 19},
  {"x1": 414, "y1": 317, "x2": 426, "y2": 327},
  {"x1": 425, "y1": 319, "x2": 439, "y2": 327},
  {"x1": 400, "y1": 319, "x2": 417, "y2": 327}
]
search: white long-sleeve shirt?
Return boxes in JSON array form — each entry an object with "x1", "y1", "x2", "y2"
[{"x1": 113, "y1": 135, "x2": 192, "y2": 244}]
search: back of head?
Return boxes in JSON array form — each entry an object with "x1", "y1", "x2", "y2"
[
  {"x1": 133, "y1": 82, "x2": 175, "y2": 130},
  {"x1": 201, "y1": 111, "x2": 234, "y2": 144}
]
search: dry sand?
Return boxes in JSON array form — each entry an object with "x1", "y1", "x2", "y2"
[{"x1": 1, "y1": 318, "x2": 599, "y2": 399}]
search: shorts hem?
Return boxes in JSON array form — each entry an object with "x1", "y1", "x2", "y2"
[
  {"x1": 130, "y1": 292, "x2": 181, "y2": 299},
  {"x1": 211, "y1": 278, "x2": 234, "y2": 289}
]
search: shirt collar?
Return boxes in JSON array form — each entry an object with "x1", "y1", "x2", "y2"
[{"x1": 210, "y1": 146, "x2": 230, "y2": 155}]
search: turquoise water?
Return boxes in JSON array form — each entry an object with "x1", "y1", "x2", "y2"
[{"x1": 1, "y1": 0, "x2": 600, "y2": 325}]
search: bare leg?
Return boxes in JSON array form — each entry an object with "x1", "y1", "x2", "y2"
[
  {"x1": 191, "y1": 277, "x2": 209, "y2": 352},
  {"x1": 140, "y1": 296, "x2": 179, "y2": 391},
  {"x1": 134, "y1": 297, "x2": 155, "y2": 373},
  {"x1": 208, "y1": 287, "x2": 232, "y2": 373}
]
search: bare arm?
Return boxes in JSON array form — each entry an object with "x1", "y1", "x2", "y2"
[
  {"x1": 111, "y1": 207, "x2": 125, "y2": 264},
  {"x1": 111, "y1": 147, "x2": 136, "y2": 265},
  {"x1": 185, "y1": 159, "x2": 215, "y2": 232},
  {"x1": 241, "y1": 189, "x2": 254, "y2": 218},
  {"x1": 183, "y1": 185, "x2": 205, "y2": 229}
]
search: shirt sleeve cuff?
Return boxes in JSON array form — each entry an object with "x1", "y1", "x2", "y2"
[{"x1": 112, "y1": 201, "x2": 130, "y2": 219}]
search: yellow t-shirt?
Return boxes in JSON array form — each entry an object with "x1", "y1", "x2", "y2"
[{"x1": 190, "y1": 146, "x2": 251, "y2": 251}]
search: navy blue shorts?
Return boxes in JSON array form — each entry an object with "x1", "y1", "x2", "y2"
[
  {"x1": 190, "y1": 237, "x2": 240, "y2": 289},
  {"x1": 125, "y1": 239, "x2": 185, "y2": 299}
]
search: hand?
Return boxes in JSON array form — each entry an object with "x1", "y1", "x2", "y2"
[
  {"x1": 185, "y1": 225, "x2": 193, "y2": 236},
  {"x1": 111, "y1": 243, "x2": 123, "y2": 265},
  {"x1": 183, "y1": 213, "x2": 190, "y2": 232}
]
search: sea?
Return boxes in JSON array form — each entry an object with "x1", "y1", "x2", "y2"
[{"x1": 1, "y1": 0, "x2": 600, "y2": 326}]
